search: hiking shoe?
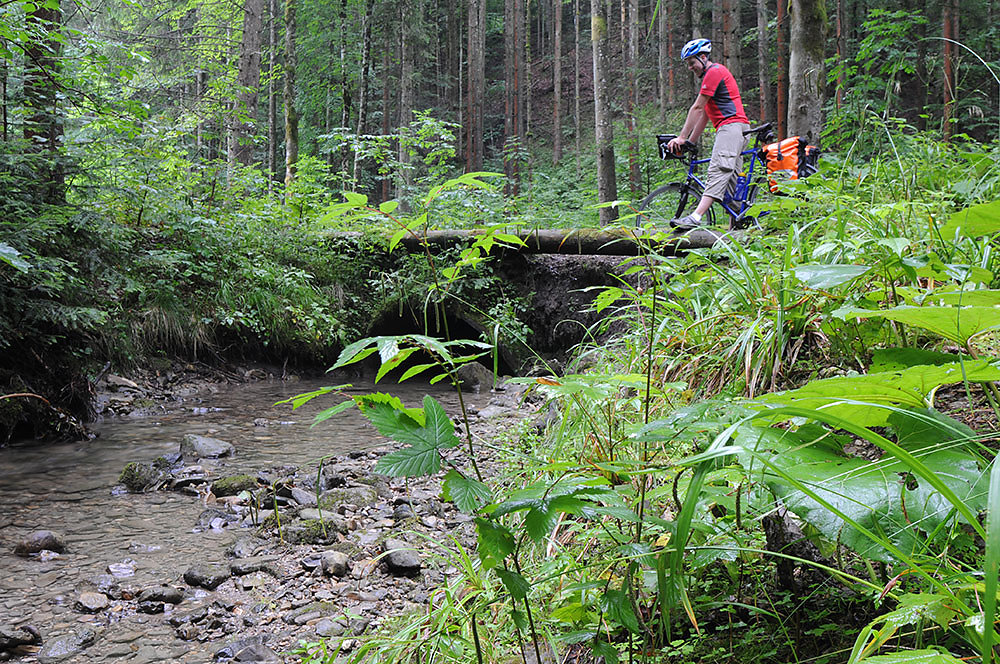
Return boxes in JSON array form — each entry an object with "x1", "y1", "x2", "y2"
[{"x1": 670, "y1": 214, "x2": 702, "y2": 230}]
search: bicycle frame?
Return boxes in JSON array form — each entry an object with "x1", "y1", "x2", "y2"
[{"x1": 657, "y1": 124, "x2": 773, "y2": 226}]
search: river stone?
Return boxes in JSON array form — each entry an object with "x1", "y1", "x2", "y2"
[
  {"x1": 195, "y1": 507, "x2": 239, "y2": 531},
  {"x1": 0, "y1": 624, "x2": 41, "y2": 650},
  {"x1": 14, "y1": 530, "x2": 66, "y2": 556},
  {"x1": 215, "y1": 636, "x2": 269, "y2": 660},
  {"x1": 229, "y1": 556, "x2": 279, "y2": 577},
  {"x1": 315, "y1": 618, "x2": 346, "y2": 638},
  {"x1": 211, "y1": 474, "x2": 258, "y2": 497},
  {"x1": 382, "y1": 539, "x2": 422, "y2": 577},
  {"x1": 36, "y1": 627, "x2": 97, "y2": 664},
  {"x1": 184, "y1": 562, "x2": 230, "y2": 590},
  {"x1": 75, "y1": 591, "x2": 110, "y2": 613},
  {"x1": 318, "y1": 486, "x2": 378, "y2": 510},
  {"x1": 180, "y1": 434, "x2": 234, "y2": 460},
  {"x1": 227, "y1": 535, "x2": 265, "y2": 559},
  {"x1": 234, "y1": 643, "x2": 281, "y2": 663},
  {"x1": 392, "y1": 504, "x2": 414, "y2": 520},
  {"x1": 290, "y1": 486, "x2": 318, "y2": 507},
  {"x1": 320, "y1": 550, "x2": 350, "y2": 578},
  {"x1": 455, "y1": 361, "x2": 494, "y2": 392},
  {"x1": 137, "y1": 585, "x2": 184, "y2": 604},
  {"x1": 118, "y1": 461, "x2": 167, "y2": 492}
]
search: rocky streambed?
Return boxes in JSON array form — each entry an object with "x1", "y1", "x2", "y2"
[{"x1": 1, "y1": 369, "x2": 538, "y2": 663}]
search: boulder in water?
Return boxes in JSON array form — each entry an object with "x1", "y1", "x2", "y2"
[{"x1": 180, "y1": 434, "x2": 234, "y2": 460}]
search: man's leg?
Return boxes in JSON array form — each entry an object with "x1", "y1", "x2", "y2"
[{"x1": 672, "y1": 123, "x2": 748, "y2": 229}]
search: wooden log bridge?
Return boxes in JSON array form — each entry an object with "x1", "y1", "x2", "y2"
[{"x1": 327, "y1": 227, "x2": 736, "y2": 256}]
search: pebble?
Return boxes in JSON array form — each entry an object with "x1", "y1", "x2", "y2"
[
  {"x1": 14, "y1": 530, "x2": 66, "y2": 556},
  {"x1": 382, "y1": 539, "x2": 422, "y2": 577},
  {"x1": 184, "y1": 563, "x2": 231, "y2": 590},
  {"x1": 75, "y1": 591, "x2": 110, "y2": 613}
]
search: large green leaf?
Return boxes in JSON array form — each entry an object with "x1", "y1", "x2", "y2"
[
  {"x1": 735, "y1": 411, "x2": 988, "y2": 563},
  {"x1": 374, "y1": 444, "x2": 443, "y2": 477},
  {"x1": 496, "y1": 568, "x2": 531, "y2": 600},
  {"x1": 600, "y1": 588, "x2": 641, "y2": 634},
  {"x1": 475, "y1": 518, "x2": 515, "y2": 570},
  {"x1": 870, "y1": 348, "x2": 974, "y2": 372},
  {"x1": 839, "y1": 305, "x2": 1000, "y2": 345},
  {"x1": 442, "y1": 470, "x2": 491, "y2": 513},
  {"x1": 859, "y1": 650, "x2": 966, "y2": 664},
  {"x1": 364, "y1": 395, "x2": 461, "y2": 450},
  {"x1": 937, "y1": 199, "x2": 1000, "y2": 238},
  {"x1": 756, "y1": 361, "x2": 1000, "y2": 427},
  {"x1": 793, "y1": 263, "x2": 871, "y2": 289}
]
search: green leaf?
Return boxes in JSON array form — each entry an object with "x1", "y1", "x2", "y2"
[
  {"x1": 379, "y1": 200, "x2": 399, "y2": 215},
  {"x1": 524, "y1": 506, "x2": 561, "y2": 542},
  {"x1": 735, "y1": 410, "x2": 988, "y2": 563},
  {"x1": 496, "y1": 568, "x2": 531, "y2": 600},
  {"x1": 857, "y1": 648, "x2": 967, "y2": 664},
  {"x1": 374, "y1": 445, "x2": 441, "y2": 477},
  {"x1": 839, "y1": 305, "x2": 1000, "y2": 346},
  {"x1": 362, "y1": 395, "x2": 461, "y2": 450},
  {"x1": 550, "y1": 603, "x2": 590, "y2": 623},
  {"x1": 601, "y1": 588, "x2": 641, "y2": 633},
  {"x1": 475, "y1": 518, "x2": 515, "y2": 570},
  {"x1": 442, "y1": 470, "x2": 491, "y2": 513},
  {"x1": 793, "y1": 263, "x2": 871, "y2": 289},
  {"x1": 312, "y1": 400, "x2": 357, "y2": 425},
  {"x1": 756, "y1": 361, "x2": 1000, "y2": 427},
  {"x1": 917, "y1": 289, "x2": 1000, "y2": 307},
  {"x1": 870, "y1": 348, "x2": 974, "y2": 372},
  {"x1": 938, "y1": 199, "x2": 1000, "y2": 238},
  {"x1": 591, "y1": 639, "x2": 619, "y2": 664},
  {"x1": 0, "y1": 242, "x2": 30, "y2": 272}
]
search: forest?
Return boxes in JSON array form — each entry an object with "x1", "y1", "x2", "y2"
[{"x1": 2, "y1": 0, "x2": 1000, "y2": 661}]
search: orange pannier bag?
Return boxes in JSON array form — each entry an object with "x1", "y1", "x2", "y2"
[{"x1": 760, "y1": 136, "x2": 820, "y2": 193}]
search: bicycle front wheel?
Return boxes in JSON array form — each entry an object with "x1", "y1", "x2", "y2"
[{"x1": 636, "y1": 182, "x2": 715, "y2": 228}]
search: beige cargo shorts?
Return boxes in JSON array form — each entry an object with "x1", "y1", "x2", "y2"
[{"x1": 704, "y1": 122, "x2": 750, "y2": 201}]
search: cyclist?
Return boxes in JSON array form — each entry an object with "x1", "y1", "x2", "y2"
[{"x1": 665, "y1": 38, "x2": 750, "y2": 230}]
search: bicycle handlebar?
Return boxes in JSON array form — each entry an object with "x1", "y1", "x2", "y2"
[{"x1": 656, "y1": 134, "x2": 697, "y2": 160}]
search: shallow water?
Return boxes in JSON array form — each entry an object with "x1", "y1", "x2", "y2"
[{"x1": 0, "y1": 377, "x2": 480, "y2": 663}]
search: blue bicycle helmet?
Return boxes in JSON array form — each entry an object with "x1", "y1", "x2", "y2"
[{"x1": 680, "y1": 38, "x2": 712, "y2": 60}]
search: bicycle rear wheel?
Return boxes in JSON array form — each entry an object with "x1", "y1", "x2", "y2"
[{"x1": 636, "y1": 182, "x2": 715, "y2": 228}]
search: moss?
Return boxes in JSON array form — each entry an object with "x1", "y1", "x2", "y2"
[
  {"x1": 119, "y1": 461, "x2": 163, "y2": 492},
  {"x1": 211, "y1": 474, "x2": 258, "y2": 497}
]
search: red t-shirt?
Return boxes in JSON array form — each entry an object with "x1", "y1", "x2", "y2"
[{"x1": 699, "y1": 63, "x2": 748, "y2": 129}]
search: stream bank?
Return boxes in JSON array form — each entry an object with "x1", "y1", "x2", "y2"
[{"x1": 1, "y1": 371, "x2": 541, "y2": 663}]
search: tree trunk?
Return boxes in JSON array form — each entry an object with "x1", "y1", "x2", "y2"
[
  {"x1": 1, "y1": 38, "x2": 8, "y2": 142},
  {"x1": 591, "y1": 0, "x2": 618, "y2": 224},
  {"x1": 23, "y1": 1, "x2": 64, "y2": 204},
  {"x1": 834, "y1": 0, "x2": 845, "y2": 112},
  {"x1": 721, "y1": 0, "x2": 740, "y2": 83},
  {"x1": 268, "y1": 0, "x2": 278, "y2": 191},
  {"x1": 283, "y1": 0, "x2": 299, "y2": 188},
  {"x1": 787, "y1": 0, "x2": 826, "y2": 142},
  {"x1": 504, "y1": 0, "x2": 523, "y2": 196},
  {"x1": 776, "y1": 0, "x2": 789, "y2": 137},
  {"x1": 573, "y1": 0, "x2": 581, "y2": 177},
  {"x1": 553, "y1": 0, "x2": 563, "y2": 164},
  {"x1": 353, "y1": 1, "x2": 372, "y2": 188},
  {"x1": 757, "y1": 0, "x2": 771, "y2": 121},
  {"x1": 626, "y1": 0, "x2": 640, "y2": 194},
  {"x1": 466, "y1": 0, "x2": 486, "y2": 171},
  {"x1": 381, "y1": 51, "x2": 391, "y2": 201},
  {"x1": 657, "y1": 0, "x2": 669, "y2": 121},
  {"x1": 232, "y1": 0, "x2": 265, "y2": 167},
  {"x1": 399, "y1": 1, "x2": 418, "y2": 200},
  {"x1": 941, "y1": 0, "x2": 958, "y2": 140}
]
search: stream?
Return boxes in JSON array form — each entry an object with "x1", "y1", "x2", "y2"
[{"x1": 0, "y1": 377, "x2": 489, "y2": 663}]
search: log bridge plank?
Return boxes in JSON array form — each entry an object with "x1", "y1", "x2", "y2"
[{"x1": 326, "y1": 227, "x2": 737, "y2": 256}]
